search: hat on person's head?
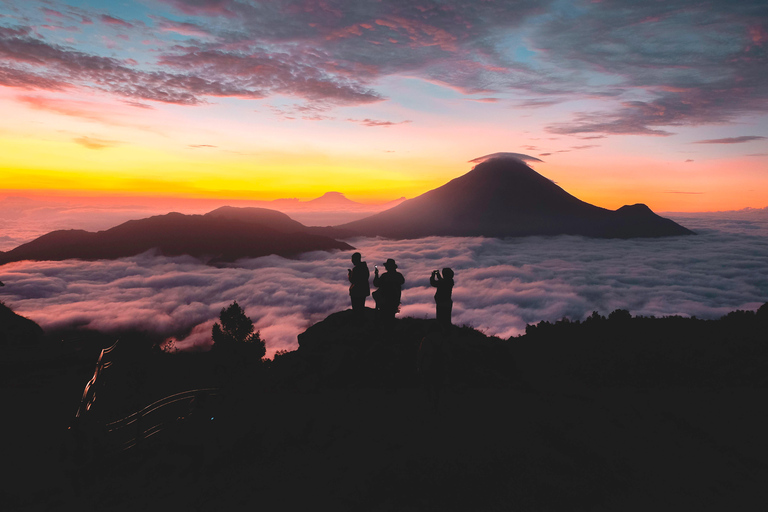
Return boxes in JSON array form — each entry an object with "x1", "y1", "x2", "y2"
[{"x1": 384, "y1": 258, "x2": 397, "y2": 270}]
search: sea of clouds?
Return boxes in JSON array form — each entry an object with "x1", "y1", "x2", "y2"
[{"x1": 2, "y1": 212, "x2": 767, "y2": 357}]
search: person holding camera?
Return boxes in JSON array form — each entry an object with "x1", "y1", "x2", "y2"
[
  {"x1": 430, "y1": 268, "x2": 454, "y2": 327},
  {"x1": 347, "y1": 252, "x2": 370, "y2": 321}
]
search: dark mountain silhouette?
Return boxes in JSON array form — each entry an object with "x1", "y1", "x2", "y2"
[
  {"x1": 335, "y1": 156, "x2": 693, "y2": 238},
  {"x1": 0, "y1": 302, "x2": 44, "y2": 346},
  {"x1": 203, "y1": 205, "x2": 307, "y2": 231},
  {"x1": 0, "y1": 207, "x2": 352, "y2": 265}
]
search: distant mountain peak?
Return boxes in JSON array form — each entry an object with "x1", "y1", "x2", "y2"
[
  {"x1": 307, "y1": 191, "x2": 359, "y2": 206},
  {"x1": 336, "y1": 156, "x2": 693, "y2": 239},
  {"x1": 319, "y1": 191, "x2": 347, "y2": 199}
]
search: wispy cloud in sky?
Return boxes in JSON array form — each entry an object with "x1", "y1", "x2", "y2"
[
  {"x1": 693, "y1": 136, "x2": 767, "y2": 144},
  {"x1": 73, "y1": 135, "x2": 121, "y2": 149},
  {"x1": 348, "y1": 118, "x2": 412, "y2": 127}
]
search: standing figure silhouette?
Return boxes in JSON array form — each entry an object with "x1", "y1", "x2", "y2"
[
  {"x1": 373, "y1": 258, "x2": 405, "y2": 323},
  {"x1": 347, "y1": 252, "x2": 370, "y2": 321},
  {"x1": 430, "y1": 268, "x2": 454, "y2": 327}
]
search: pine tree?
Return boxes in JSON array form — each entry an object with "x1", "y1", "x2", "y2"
[{"x1": 212, "y1": 301, "x2": 265, "y2": 359}]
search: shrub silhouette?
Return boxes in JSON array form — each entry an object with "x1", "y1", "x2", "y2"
[
  {"x1": 212, "y1": 301, "x2": 265, "y2": 359},
  {"x1": 608, "y1": 309, "x2": 631, "y2": 322}
]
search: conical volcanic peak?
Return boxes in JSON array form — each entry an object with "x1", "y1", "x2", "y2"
[
  {"x1": 312, "y1": 191, "x2": 350, "y2": 202},
  {"x1": 430, "y1": 157, "x2": 598, "y2": 214},
  {"x1": 306, "y1": 191, "x2": 361, "y2": 207},
  {"x1": 336, "y1": 155, "x2": 693, "y2": 239}
]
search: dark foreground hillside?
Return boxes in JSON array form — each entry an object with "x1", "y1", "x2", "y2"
[{"x1": 4, "y1": 305, "x2": 768, "y2": 511}]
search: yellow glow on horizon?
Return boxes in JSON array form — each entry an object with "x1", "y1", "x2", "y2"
[
  {"x1": 0, "y1": 134, "x2": 462, "y2": 202},
  {"x1": 4, "y1": 134, "x2": 767, "y2": 211}
]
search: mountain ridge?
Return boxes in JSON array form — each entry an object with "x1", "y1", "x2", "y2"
[
  {"x1": 334, "y1": 156, "x2": 693, "y2": 238},
  {"x1": 0, "y1": 209, "x2": 353, "y2": 265}
]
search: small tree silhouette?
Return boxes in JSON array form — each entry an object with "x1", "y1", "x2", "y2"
[
  {"x1": 212, "y1": 301, "x2": 265, "y2": 359},
  {"x1": 608, "y1": 309, "x2": 631, "y2": 322}
]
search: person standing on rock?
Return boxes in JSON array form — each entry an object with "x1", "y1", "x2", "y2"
[
  {"x1": 430, "y1": 268, "x2": 454, "y2": 327},
  {"x1": 348, "y1": 252, "x2": 370, "y2": 321},
  {"x1": 373, "y1": 258, "x2": 405, "y2": 323}
]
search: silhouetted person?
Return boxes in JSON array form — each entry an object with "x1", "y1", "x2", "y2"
[
  {"x1": 430, "y1": 267, "x2": 454, "y2": 327},
  {"x1": 373, "y1": 258, "x2": 405, "y2": 323},
  {"x1": 347, "y1": 252, "x2": 370, "y2": 321}
]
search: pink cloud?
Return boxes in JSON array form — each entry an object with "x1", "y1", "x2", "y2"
[
  {"x1": 42, "y1": 8, "x2": 66, "y2": 19},
  {"x1": 18, "y1": 95, "x2": 112, "y2": 122},
  {"x1": 347, "y1": 118, "x2": 411, "y2": 127},
  {"x1": 465, "y1": 97, "x2": 500, "y2": 103},
  {"x1": 73, "y1": 136, "x2": 122, "y2": 149},
  {"x1": 325, "y1": 24, "x2": 365, "y2": 41},
  {"x1": 693, "y1": 136, "x2": 766, "y2": 144},
  {"x1": 374, "y1": 16, "x2": 458, "y2": 51},
  {"x1": 748, "y1": 24, "x2": 768, "y2": 45},
  {"x1": 39, "y1": 25, "x2": 80, "y2": 33},
  {"x1": 99, "y1": 14, "x2": 133, "y2": 28},
  {"x1": 158, "y1": 0, "x2": 237, "y2": 18},
  {"x1": 151, "y1": 16, "x2": 213, "y2": 38}
]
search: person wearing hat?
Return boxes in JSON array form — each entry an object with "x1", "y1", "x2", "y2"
[{"x1": 372, "y1": 258, "x2": 405, "y2": 322}]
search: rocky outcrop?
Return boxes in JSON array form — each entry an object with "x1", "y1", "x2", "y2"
[{"x1": 269, "y1": 308, "x2": 515, "y2": 390}]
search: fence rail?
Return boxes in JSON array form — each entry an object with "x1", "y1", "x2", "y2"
[
  {"x1": 103, "y1": 387, "x2": 220, "y2": 453},
  {"x1": 71, "y1": 339, "x2": 221, "y2": 459}
]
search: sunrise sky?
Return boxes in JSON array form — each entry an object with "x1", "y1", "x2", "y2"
[{"x1": 1, "y1": 0, "x2": 767, "y2": 211}]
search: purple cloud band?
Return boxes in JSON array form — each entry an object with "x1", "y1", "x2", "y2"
[
  {"x1": 693, "y1": 136, "x2": 767, "y2": 144},
  {"x1": 0, "y1": 0, "x2": 766, "y2": 132}
]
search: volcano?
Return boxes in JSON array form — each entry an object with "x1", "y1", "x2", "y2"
[{"x1": 335, "y1": 156, "x2": 693, "y2": 239}]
